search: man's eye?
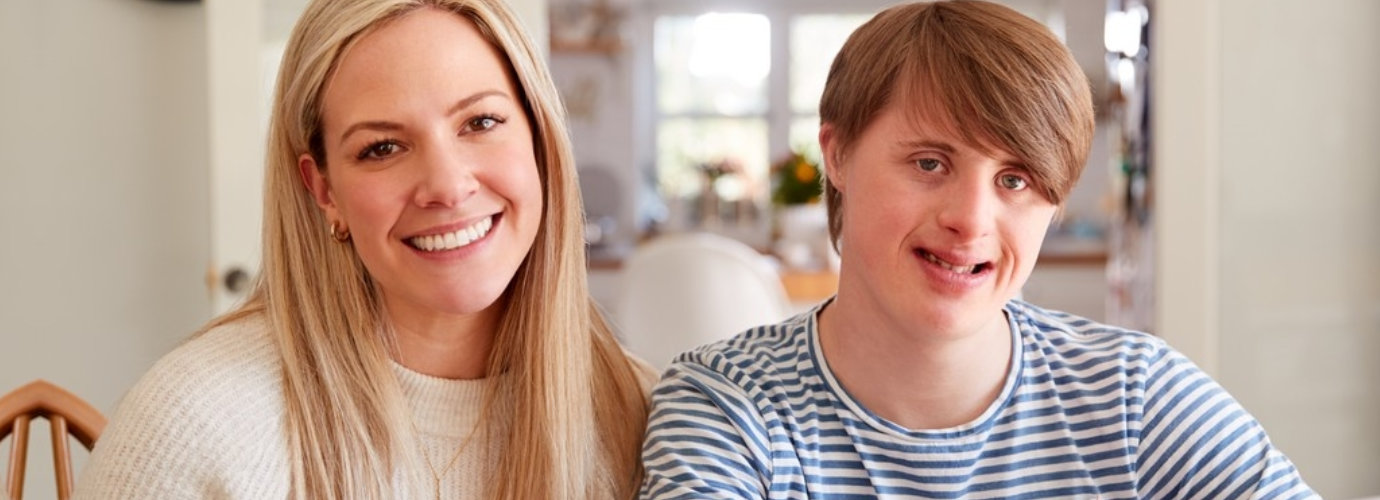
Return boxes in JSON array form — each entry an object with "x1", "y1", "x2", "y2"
[
  {"x1": 357, "y1": 141, "x2": 400, "y2": 160},
  {"x1": 999, "y1": 174, "x2": 1028, "y2": 190},
  {"x1": 915, "y1": 158, "x2": 942, "y2": 172}
]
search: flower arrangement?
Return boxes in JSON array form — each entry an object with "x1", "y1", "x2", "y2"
[{"x1": 770, "y1": 151, "x2": 823, "y2": 205}]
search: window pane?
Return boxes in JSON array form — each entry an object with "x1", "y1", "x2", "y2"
[
  {"x1": 790, "y1": 14, "x2": 871, "y2": 114},
  {"x1": 789, "y1": 116, "x2": 824, "y2": 166},
  {"x1": 655, "y1": 13, "x2": 770, "y2": 115},
  {"x1": 657, "y1": 118, "x2": 769, "y2": 200}
]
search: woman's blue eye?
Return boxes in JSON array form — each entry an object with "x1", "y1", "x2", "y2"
[
  {"x1": 999, "y1": 174, "x2": 1028, "y2": 190},
  {"x1": 916, "y1": 158, "x2": 942, "y2": 172},
  {"x1": 466, "y1": 115, "x2": 503, "y2": 132}
]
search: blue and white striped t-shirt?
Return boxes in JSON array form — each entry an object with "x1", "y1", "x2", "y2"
[{"x1": 640, "y1": 300, "x2": 1316, "y2": 499}]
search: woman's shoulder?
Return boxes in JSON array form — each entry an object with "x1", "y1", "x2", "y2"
[
  {"x1": 622, "y1": 349, "x2": 660, "y2": 397},
  {"x1": 77, "y1": 313, "x2": 291, "y2": 498},
  {"x1": 109, "y1": 312, "x2": 286, "y2": 438},
  {"x1": 143, "y1": 313, "x2": 285, "y2": 407}
]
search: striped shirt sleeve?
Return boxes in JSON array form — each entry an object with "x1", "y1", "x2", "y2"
[
  {"x1": 640, "y1": 361, "x2": 772, "y2": 500},
  {"x1": 1135, "y1": 347, "x2": 1319, "y2": 499}
]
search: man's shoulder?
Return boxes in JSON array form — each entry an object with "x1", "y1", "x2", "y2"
[
  {"x1": 661, "y1": 311, "x2": 815, "y2": 393},
  {"x1": 1009, "y1": 300, "x2": 1167, "y2": 354}
]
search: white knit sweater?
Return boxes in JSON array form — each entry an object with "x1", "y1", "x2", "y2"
[{"x1": 73, "y1": 315, "x2": 510, "y2": 499}]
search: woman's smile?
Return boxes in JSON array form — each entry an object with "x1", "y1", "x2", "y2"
[{"x1": 406, "y1": 213, "x2": 499, "y2": 253}]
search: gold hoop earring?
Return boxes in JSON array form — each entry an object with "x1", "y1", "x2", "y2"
[{"x1": 329, "y1": 221, "x2": 351, "y2": 242}]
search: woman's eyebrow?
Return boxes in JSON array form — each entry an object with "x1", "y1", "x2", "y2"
[
  {"x1": 338, "y1": 121, "x2": 403, "y2": 145},
  {"x1": 336, "y1": 89, "x2": 510, "y2": 145},
  {"x1": 445, "y1": 89, "x2": 507, "y2": 117}
]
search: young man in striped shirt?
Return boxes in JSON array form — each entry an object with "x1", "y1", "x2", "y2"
[{"x1": 639, "y1": 1, "x2": 1317, "y2": 498}]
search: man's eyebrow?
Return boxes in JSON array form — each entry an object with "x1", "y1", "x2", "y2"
[{"x1": 898, "y1": 139, "x2": 957, "y2": 153}]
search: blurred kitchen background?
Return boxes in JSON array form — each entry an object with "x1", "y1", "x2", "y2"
[{"x1": 1, "y1": 0, "x2": 1377, "y2": 498}]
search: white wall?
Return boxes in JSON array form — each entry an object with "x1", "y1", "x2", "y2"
[
  {"x1": 0, "y1": 0, "x2": 210, "y2": 496},
  {"x1": 1157, "y1": 1, "x2": 1380, "y2": 497},
  {"x1": 1217, "y1": 1, "x2": 1380, "y2": 496}
]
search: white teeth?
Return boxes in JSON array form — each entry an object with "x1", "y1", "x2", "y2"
[
  {"x1": 922, "y1": 251, "x2": 979, "y2": 274},
  {"x1": 409, "y1": 216, "x2": 494, "y2": 252}
]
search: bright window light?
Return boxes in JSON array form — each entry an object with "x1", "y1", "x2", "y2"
[{"x1": 689, "y1": 13, "x2": 771, "y2": 88}]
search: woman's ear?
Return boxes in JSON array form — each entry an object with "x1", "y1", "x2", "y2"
[
  {"x1": 299, "y1": 154, "x2": 339, "y2": 217},
  {"x1": 819, "y1": 123, "x2": 845, "y2": 191}
]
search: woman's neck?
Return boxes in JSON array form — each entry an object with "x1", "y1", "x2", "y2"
[
  {"x1": 817, "y1": 298, "x2": 1013, "y2": 430},
  {"x1": 385, "y1": 301, "x2": 501, "y2": 380}
]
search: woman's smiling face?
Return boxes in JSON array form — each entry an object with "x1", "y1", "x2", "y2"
[{"x1": 301, "y1": 8, "x2": 542, "y2": 326}]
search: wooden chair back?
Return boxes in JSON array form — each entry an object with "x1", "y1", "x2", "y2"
[{"x1": 0, "y1": 380, "x2": 106, "y2": 500}]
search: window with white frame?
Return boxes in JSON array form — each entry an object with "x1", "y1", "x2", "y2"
[
  {"x1": 638, "y1": 1, "x2": 880, "y2": 245},
  {"x1": 636, "y1": 1, "x2": 1063, "y2": 246}
]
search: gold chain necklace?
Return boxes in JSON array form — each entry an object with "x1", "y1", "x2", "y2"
[{"x1": 414, "y1": 421, "x2": 482, "y2": 500}]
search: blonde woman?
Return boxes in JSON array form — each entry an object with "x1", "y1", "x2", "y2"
[{"x1": 75, "y1": 0, "x2": 651, "y2": 498}]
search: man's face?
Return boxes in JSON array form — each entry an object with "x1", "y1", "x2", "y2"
[{"x1": 822, "y1": 103, "x2": 1057, "y2": 339}]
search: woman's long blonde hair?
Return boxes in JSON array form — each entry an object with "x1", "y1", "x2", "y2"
[{"x1": 206, "y1": 0, "x2": 649, "y2": 497}]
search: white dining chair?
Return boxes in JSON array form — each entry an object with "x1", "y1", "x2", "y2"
[{"x1": 613, "y1": 232, "x2": 793, "y2": 370}]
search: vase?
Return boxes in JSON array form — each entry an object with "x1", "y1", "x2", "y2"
[{"x1": 773, "y1": 203, "x2": 830, "y2": 270}]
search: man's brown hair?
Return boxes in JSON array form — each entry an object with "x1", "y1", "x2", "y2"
[{"x1": 819, "y1": 0, "x2": 1095, "y2": 249}]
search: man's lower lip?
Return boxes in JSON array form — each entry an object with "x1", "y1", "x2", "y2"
[
  {"x1": 916, "y1": 250, "x2": 986, "y2": 274},
  {"x1": 916, "y1": 252, "x2": 989, "y2": 288}
]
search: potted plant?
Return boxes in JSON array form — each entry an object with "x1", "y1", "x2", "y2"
[{"x1": 771, "y1": 151, "x2": 823, "y2": 206}]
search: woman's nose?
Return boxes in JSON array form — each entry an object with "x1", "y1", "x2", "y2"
[{"x1": 412, "y1": 143, "x2": 479, "y2": 208}]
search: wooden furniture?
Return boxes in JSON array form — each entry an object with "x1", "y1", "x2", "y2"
[
  {"x1": 779, "y1": 269, "x2": 839, "y2": 304},
  {"x1": 0, "y1": 380, "x2": 107, "y2": 500}
]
